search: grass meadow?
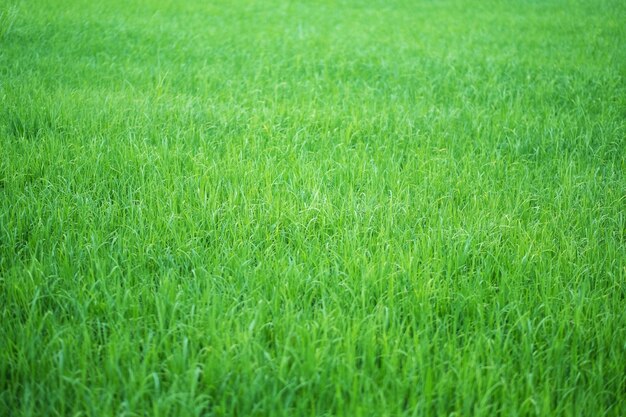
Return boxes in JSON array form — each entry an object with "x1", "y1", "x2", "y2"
[{"x1": 1, "y1": 0, "x2": 625, "y2": 415}]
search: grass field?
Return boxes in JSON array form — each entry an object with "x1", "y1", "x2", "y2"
[{"x1": 1, "y1": 0, "x2": 626, "y2": 415}]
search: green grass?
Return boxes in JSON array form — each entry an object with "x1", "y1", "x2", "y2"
[{"x1": 1, "y1": 0, "x2": 625, "y2": 415}]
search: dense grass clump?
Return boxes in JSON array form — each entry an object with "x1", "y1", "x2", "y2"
[{"x1": 1, "y1": 0, "x2": 625, "y2": 416}]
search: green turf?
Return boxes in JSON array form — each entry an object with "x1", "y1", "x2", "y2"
[{"x1": 1, "y1": 0, "x2": 625, "y2": 415}]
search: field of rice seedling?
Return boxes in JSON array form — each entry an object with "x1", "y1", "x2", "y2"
[{"x1": 1, "y1": 0, "x2": 625, "y2": 415}]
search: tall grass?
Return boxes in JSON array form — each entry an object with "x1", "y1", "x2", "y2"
[{"x1": 1, "y1": 0, "x2": 625, "y2": 416}]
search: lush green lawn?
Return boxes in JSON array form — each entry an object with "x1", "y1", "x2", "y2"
[{"x1": 1, "y1": 0, "x2": 625, "y2": 415}]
